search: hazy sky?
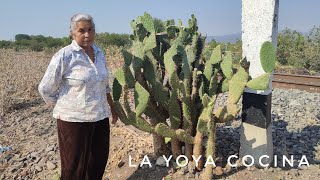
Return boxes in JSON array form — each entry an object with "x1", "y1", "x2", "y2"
[{"x1": 1, "y1": 0, "x2": 320, "y2": 40}]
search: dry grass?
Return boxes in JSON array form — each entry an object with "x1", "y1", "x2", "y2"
[
  {"x1": 105, "y1": 45, "x2": 125, "y2": 74},
  {"x1": 0, "y1": 46, "x2": 124, "y2": 116}
]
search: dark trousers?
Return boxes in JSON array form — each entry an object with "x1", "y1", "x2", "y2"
[{"x1": 57, "y1": 118, "x2": 110, "y2": 180}]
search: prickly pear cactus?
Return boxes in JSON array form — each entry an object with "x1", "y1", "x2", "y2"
[{"x1": 112, "y1": 12, "x2": 276, "y2": 179}]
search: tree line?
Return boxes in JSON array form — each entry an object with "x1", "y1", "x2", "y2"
[
  {"x1": 1, "y1": 26, "x2": 320, "y2": 71},
  {"x1": 0, "y1": 33, "x2": 131, "y2": 52},
  {"x1": 205, "y1": 26, "x2": 320, "y2": 72}
]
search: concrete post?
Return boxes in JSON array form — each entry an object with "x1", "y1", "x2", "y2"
[{"x1": 240, "y1": 0, "x2": 279, "y2": 166}]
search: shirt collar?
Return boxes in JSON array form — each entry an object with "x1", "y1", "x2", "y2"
[{"x1": 71, "y1": 40, "x2": 102, "y2": 54}]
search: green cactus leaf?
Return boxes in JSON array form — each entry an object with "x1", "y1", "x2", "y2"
[
  {"x1": 167, "y1": 25, "x2": 179, "y2": 39},
  {"x1": 130, "y1": 20, "x2": 137, "y2": 31},
  {"x1": 132, "y1": 42, "x2": 145, "y2": 71},
  {"x1": 113, "y1": 101, "x2": 131, "y2": 125},
  {"x1": 208, "y1": 76, "x2": 218, "y2": 97},
  {"x1": 191, "y1": 68, "x2": 198, "y2": 100},
  {"x1": 169, "y1": 90, "x2": 181, "y2": 129},
  {"x1": 210, "y1": 45, "x2": 222, "y2": 64},
  {"x1": 169, "y1": 73, "x2": 180, "y2": 90},
  {"x1": 188, "y1": 14, "x2": 198, "y2": 33},
  {"x1": 179, "y1": 46, "x2": 191, "y2": 80},
  {"x1": 153, "y1": 83, "x2": 170, "y2": 107},
  {"x1": 227, "y1": 103, "x2": 239, "y2": 117},
  {"x1": 182, "y1": 99, "x2": 192, "y2": 130},
  {"x1": 127, "y1": 112, "x2": 136, "y2": 123},
  {"x1": 112, "y1": 78, "x2": 122, "y2": 101},
  {"x1": 176, "y1": 129, "x2": 194, "y2": 144},
  {"x1": 228, "y1": 67, "x2": 249, "y2": 104},
  {"x1": 135, "y1": 23, "x2": 148, "y2": 42},
  {"x1": 143, "y1": 32, "x2": 157, "y2": 52},
  {"x1": 144, "y1": 101, "x2": 167, "y2": 122},
  {"x1": 191, "y1": 35, "x2": 198, "y2": 50},
  {"x1": 155, "y1": 123, "x2": 176, "y2": 139},
  {"x1": 197, "y1": 102, "x2": 214, "y2": 134},
  {"x1": 213, "y1": 106, "x2": 227, "y2": 121},
  {"x1": 134, "y1": 82, "x2": 150, "y2": 117},
  {"x1": 220, "y1": 78, "x2": 229, "y2": 92},
  {"x1": 164, "y1": 45, "x2": 179, "y2": 77},
  {"x1": 206, "y1": 122, "x2": 216, "y2": 157},
  {"x1": 143, "y1": 53, "x2": 157, "y2": 85},
  {"x1": 141, "y1": 12, "x2": 155, "y2": 33},
  {"x1": 143, "y1": 62, "x2": 170, "y2": 107},
  {"x1": 134, "y1": 116, "x2": 154, "y2": 133},
  {"x1": 114, "y1": 66, "x2": 135, "y2": 88},
  {"x1": 246, "y1": 73, "x2": 271, "y2": 90},
  {"x1": 129, "y1": 34, "x2": 135, "y2": 41},
  {"x1": 123, "y1": 87, "x2": 136, "y2": 121},
  {"x1": 178, "y1": 19, "x2": 183, "y2": 27},
  {"x1": 178, "y1": 28, "x2": 191, "y2": 45},
  {"x1": 201, "y1": 93, "x2": 210, "y2": 107},
  {"x1": 164, "y1": 19, "x2": 175, "y2": 26},
  {"x1": 221, "y1": 51, "x2": 233, "y2": 80},
  {"x1": 186, "y1": 45, "x2": 196, "y2": 64},
  {"x1": 213, "y1": 104, "x2": 234, "y2": 123},
  {"x1": 121, "y1": 50, "x2": 133, "y2": 66},
  {"x1": 207, "y1": 118, "x2": 216, "y2": 131},
  {"x1": 203, "y1": 59, "x2": 213, "y2": 82},
  {"x1": 165, "y1": 137, "x2": 171, "y2": 144},
  {"x1": 136, "y1": 16, "x2": 143, "y2": 23},
  {"x1": 199, "y1": 80, "x2": 205, "y2": 100},
  {"x1": 197, "y1": 118, "x2": 208, "y2": 134},
  {"x1": 260, "y1": 41, "x2": 276, "y2": 73}
]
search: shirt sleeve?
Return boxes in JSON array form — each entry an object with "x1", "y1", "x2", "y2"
[
  {"x1": 38, "y1": 52, "x2": 65, "y2": 105},
  {"x1": 103, "y1": 53, "x2": 112, "y2": 94},
  {"x1": 106, "y1": 83, "x2": 111, "y2": 94}
]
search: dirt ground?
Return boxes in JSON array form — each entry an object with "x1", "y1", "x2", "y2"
[
  {"x1": 0, "y1": 49, "x2": 319, "y2": 180},
  {"x1": 0, "y1": 101, "x2": 319, "y2": 180}
]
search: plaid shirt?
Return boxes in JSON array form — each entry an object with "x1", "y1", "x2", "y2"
[{"x1": 38, "y1": 40, "x2": 111, "y2": 122}]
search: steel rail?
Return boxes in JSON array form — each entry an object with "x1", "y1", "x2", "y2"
[{"x1": 272, "y1": 73, "x2": 320, "y2": 93}]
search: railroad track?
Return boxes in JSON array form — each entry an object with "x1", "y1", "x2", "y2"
[{"x1": 272, "y1": 73, "x2": 320, "y2": 93}]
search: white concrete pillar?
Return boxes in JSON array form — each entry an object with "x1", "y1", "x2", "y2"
[{"x1": 240, "y1": 0, "x2": 279, "y2": 166}]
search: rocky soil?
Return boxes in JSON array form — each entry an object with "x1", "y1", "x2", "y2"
[{"x1": 0, "y1": 88, "x2": 319, "y2": 180}]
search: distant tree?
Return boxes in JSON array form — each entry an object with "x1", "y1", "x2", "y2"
[
  {"x1": 15, "y1": 39, "x2": 31, "y2": 50},
  {"x1": 208, "y1": 39, "x2": 218, "y2": 49},
  {"x1": 15, "y1": 34, "x2": 31, "y2": 41},
  {"x1": 277, "y1": 28, "x2": 305, "y2": 67},
  {"x1": 307, "y1": 26, "x2": 320, "y2": 45},
  {"x1": 46, "y1": 37, "x2": 64, "y2": 48},
  {"x1": 95, "y1": 32, "x2": 131, "y2": 48},
  {"x1": 0, "y1": 40, "x2": 13, "y2": 49},
  {"x1": 202, "y1": 38, "x2": 218, "y2": 60},
  {"x1": 228, "y1": 39, "x2": 242, "y2": 63},
  {"x1": 305, "y1": 26, "x2": 320, "y2": 71},
  {"x1": 61, "y1": 37, "x2": 72, "y2": 46},
  {"x1": 31, "y1": 35, "x2": 46, "y2": 43},
  {"x1": 30, "y1": 41, "x2": 45, "y2": 51}
]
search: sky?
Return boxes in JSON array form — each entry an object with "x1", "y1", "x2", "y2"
[{"x1": 1, "y1": 0, "x2": 320, "y2": 41}]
